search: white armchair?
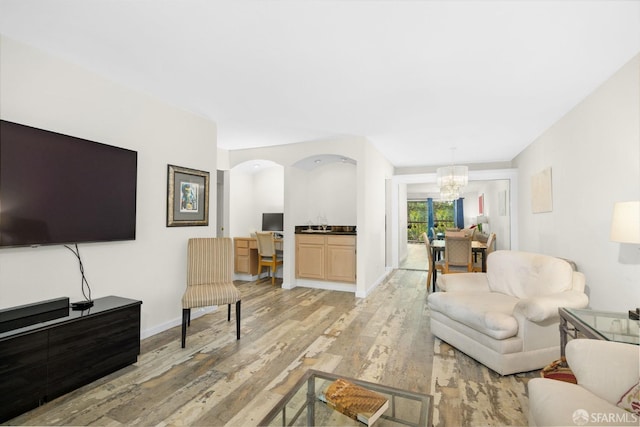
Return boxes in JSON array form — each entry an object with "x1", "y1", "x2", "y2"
[
  {"x1": 528, "y1": 339, "x2": 639, "y2": 426},
  {"x1": 428, "y1": 250, "x2": 589, "y2": 375}
]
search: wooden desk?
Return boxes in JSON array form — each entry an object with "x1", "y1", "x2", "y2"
[
  {"x1": 234, "y1": 237, "x2": 282, "y2": 275},
  {"x1": 430, "y1": 240, "x2": 487, "y2": 292}
]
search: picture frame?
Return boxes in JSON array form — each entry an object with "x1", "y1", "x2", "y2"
[
  {"x1": 531, "y1": 167, "x2": 553, "y2": 213},
  {"x1": 478, "y1": 193, "x2": 484, "y2": 215},
  {"x1": 167, "y1": 164, "x2": 210, "y2": 227}
]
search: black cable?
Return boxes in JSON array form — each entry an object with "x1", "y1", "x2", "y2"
[{"x1": 64, "y1": 244, "x2": 92, "y2": 302}]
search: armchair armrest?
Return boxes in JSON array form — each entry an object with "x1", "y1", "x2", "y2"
[
  {"x1": 514, "y1": 290, "x2": 589, "y2": 322},
  {"x1": 436, "y1": 272, "x2": 490, "y2": 292},
  {"x1": 567, "y1": 339, "x2": 639, "y2": 405}
]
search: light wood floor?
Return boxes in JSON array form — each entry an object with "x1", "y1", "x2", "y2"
[
  {"x1": 400, "y1": 243, "x2": 429, "y2": 271},
  {"x1": 9, "y1": 269, "x2": 537, "y2": 426}
]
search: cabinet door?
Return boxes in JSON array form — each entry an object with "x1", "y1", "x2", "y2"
[
  {"x1": 235, "y1": 246, "x2": 250, "y2": 274},
  {"x1": 47, "y1": 305, "x2": 140, "y2": 400},
  {"x1": 234, "y1": 239, "x2": 250, "y2": 273},
  {"x1": 0, "y1": 331, "x2": 48, "y2": 423},
  {"x1": 296, "y1": 242, "x2": 325, "y2": 279},
  {"x1": 326, "y1": 244, "x2": 356, "y2": 283}
]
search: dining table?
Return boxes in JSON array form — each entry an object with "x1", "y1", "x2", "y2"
[{"x1": 430, "y1": 240, "x2": 488, "y2": 292}]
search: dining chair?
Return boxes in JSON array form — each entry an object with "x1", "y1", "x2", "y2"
[
  {"x1": 422, "y1": 232, "x2": 445, "y2": 292},
  {"x1": 443, "y1": 234, "x2": 473, "y2": 273},
  {"x1": 255, "y1": 231, "x2": 284, "y2": 285},
  {"x1": 181, "y1": 237, "x2": 241, "y2": 348},
  {"x1": 473, "y1": 232, "x2": 495, "y2": 272}
]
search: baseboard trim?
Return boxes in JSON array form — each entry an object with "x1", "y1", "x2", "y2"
[{"x1": 141, "y1": 306, "x2": 218, "y2": 340}]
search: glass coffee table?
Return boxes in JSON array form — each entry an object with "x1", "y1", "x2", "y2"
[
  {"x1": 559, "y1": 307, "x2": 640, "y2": 361},
  {"x1": 259, "y1": 369, "x2": 432, "y2": 426}
]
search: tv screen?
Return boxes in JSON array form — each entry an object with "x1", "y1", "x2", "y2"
[
  {"x1": 262, "y1": 213, "x2": 283, "y2": 232},
  {"x1": 0, "y1": 120, "x2": 138, "y2": 248}
]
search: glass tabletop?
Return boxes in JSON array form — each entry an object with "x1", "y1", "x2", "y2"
[
  {"x1": 564, "y1": 308, "x2": 640, "y2": 345},
  {"x1": 259, "y1": 370, "x2": 432, "y2": 427}
]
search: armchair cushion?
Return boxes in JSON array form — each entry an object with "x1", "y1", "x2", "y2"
[
  {"x1": 428, "y1": 292, "x2": 519, "y2": 339},
  {"x1": 436, "y1": 272, "x2": 490, "y2": 292},
  {"x1": 486, "y1": 251, "x2": 574, "y2": 298}
]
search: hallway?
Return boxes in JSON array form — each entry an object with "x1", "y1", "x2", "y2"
[{"x1": 400, "y1": 242, "x2": 429, "y2": 271}]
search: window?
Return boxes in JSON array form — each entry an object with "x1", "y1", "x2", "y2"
[
  {"x1": 433, "y1": 201, "x2": 454, "y2": 232},
  {"x1": 407, "y1": 200, "x2": 455, "y2": 242},
  {"x1": 407, "y1": 200, "x2": 427, "y2": 242}
]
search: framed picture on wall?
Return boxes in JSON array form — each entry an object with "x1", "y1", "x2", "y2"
[
  {"x1": 531, "y1": 167, "x2": 553, "y2": 213},
  {"x1": 167, "y1": 164, "x2": 210, "y2": 227},
  {"x1": 479, "y1": 194, "x2": 484, "y2": 215}
]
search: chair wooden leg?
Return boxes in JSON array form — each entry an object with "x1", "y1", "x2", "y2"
[
  {"x1": 227, "y1": 304, "x2": 231, "y2": 321},
  {"x1": 271, "y1": 263, "x2": 275, "y2": 285},
  {"x1": 181, "y1": 308, "x2": 190, "y2": 348},
  {"x1": 235, "y1": 300, "x2": 241, "y2": 340}
]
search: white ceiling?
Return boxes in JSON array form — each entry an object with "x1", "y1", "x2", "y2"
[{"x1": 0, "y1": 0, "x2": 638, "y2": 168}]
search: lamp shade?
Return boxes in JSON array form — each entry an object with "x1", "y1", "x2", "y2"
[
  {"x1": 610, "y1": 201, "x2": 640, "y2": 244},
  {"x1": 436, "y1": 165, "x2": 468, "y2": 188},
  {"x1": 477, "y1": 216, "x2": 489, "y2": 224}
]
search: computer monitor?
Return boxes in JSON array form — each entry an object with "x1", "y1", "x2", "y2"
[{"x1": 262, "y1": 213, "x2": 284, "y2": 232}]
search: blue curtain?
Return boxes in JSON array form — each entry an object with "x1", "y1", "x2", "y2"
[
  {"x1": 454, "y1": 198, "x2": 464, "y2": 228},
  {"x1": 427, "y1": 198, "x2": 434, "y2": 239}
]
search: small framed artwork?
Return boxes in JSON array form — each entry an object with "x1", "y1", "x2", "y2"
[
  {"x1": 479, "y1": 194, "x2": 484, "y2": 215},
  {"x1": 531, "y1": 167, "x2": 553, "y2": 213},
  {"x1": 167, "y1": 164, "x2": 210, "y2": 227}
]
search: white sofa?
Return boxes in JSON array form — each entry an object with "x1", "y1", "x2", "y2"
[
  {"x1": 528, "y1": 339, "x2": 639, "y2": 426},
  {"x1": 427, "y1": 250, "x2": 589, "y2": 375}
]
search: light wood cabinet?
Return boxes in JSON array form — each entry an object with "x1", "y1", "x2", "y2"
[
  {"x1": 326, "y1": 235, "x2": 357, "y2": 282},
  {"x1": 296, "y1": 234, "x2": 356, "y2": 283},
  {"x1": 234, "y1": 237, "x2": 258, "y2": 275},
  {"x1": 296, "y1": 235, "x2": 325, "y2": 280}
]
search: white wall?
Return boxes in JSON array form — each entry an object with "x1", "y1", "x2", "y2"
[
  {"x1": 397, "y1": 183, "x2": 409, "y2": 264},
  {"x1": 229, "y1": 164, "x2": 284, "y2": 238},
  {"x1": 513, "y1": 54, "x2": 640, "y2": 311},
  {"x1": 360, "y1": 146, "x2": 395, "y2": 295},
  {"x1": 302, "y1": 162, "x2": 357, "y2": 226},
  {"x1": 0, "y1": 36, "x2": 218, "y2": 337},
  {"x1": 474, "y1": 180, "x2": 511, "y2": 250},
  {"x1": 228, "y1": 169, "x2": 256, "y2": 238}
]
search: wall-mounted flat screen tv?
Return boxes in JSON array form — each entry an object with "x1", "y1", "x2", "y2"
[
  {"x1": 0, "y1": 120, "x2": 138, "y2": 248},
  {"x1": 262, "y1": 213, "x2": 283, "y2": 232}
]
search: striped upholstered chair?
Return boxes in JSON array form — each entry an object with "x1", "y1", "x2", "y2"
[{"x1": 181, "y1": 237, "x2": 241, "y2": 348}]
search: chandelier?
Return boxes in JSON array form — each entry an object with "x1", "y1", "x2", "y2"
[{"x1": 437, "y1": 149, "x2": 468, "y2": 201}]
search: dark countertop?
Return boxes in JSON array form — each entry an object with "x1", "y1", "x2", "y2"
[{"x1": 294, "y1": 225, "x2": 356, "y2": 235}]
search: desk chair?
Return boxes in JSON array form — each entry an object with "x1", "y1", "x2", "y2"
[
  {"x1": 444, "y1": 235, "x2": 473, "y2": 273},
  {"x1": 255, "y1": 231, "x2": 283, "y2": 285},
  {"x1": 181, "y1": 237, "x2": 241, "y2": 348},
  {"x1": 422, "y1": 232, "x2": 444, "y2": 292}
]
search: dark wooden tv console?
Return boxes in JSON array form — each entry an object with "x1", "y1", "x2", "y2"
[{"x1": 0, "y1": 296, "x2": 142, "y2": 423}]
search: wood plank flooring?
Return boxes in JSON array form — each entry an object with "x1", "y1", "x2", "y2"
[{"x1": 8, "y1": 269, "x2": 537, "y2": 426}]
